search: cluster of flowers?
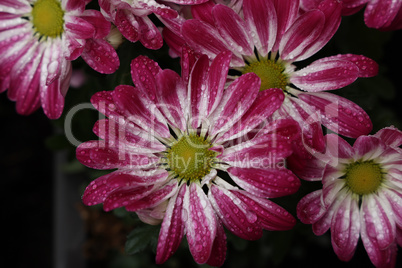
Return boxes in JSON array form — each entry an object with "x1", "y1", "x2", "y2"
[{"x1": 1, "y1": 0, "x2": 401, "y2": 267}]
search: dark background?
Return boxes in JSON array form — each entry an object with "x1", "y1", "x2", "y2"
[{"x1": 2, "y1": 9, "x2": 402, "y2": 268}]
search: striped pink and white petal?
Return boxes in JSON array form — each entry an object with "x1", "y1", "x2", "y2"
[
  {"x1": 243, "y1": 0, "x2": 277, "y2": 56},
  {"x1": 156, "y1": 184, "x2": 186, "y2": 264},
  {"x1": 155, "y1": 69, "x2": 187, "y2": 130},
  {"x1": 297, "y1": 190, "x2": 326, "y2": 224},
  {"x1": 290, "y1": 59, "x2": 359, "y2": 92},
  {"x1": 64, "y1": 15, "x2": 96, "y2": 40},
  {"x1": 191, "y1": 1, "x2": 215, "y2": 25},
  {"x1": 208, "y1": 72, "x2": 260, "y2": 137},
  {"x1": 136, "y1": 15, "x2": 164, "y2": 50},
  {"x1": 222, "y1": 134, "x2": 293, "y2": 168},
  {"x1": 272, "y1": 0, "x2": 299, "y2": 51},
  {"x1": 183, "y1": 183, "x2": 217, "y2": 264},
  {"x1": 278, "y1": 10, "x2": 324, "y2": 61},
  {"x1": 233, "y1": 190, "x2": 297, "y2": 231},
  {"x1": 182, "y1": 19, "x2": 244, "y2": 66},
  {"x1": 330, "y1": 195, "x2": 360, "y2": 261},
  {"x1": 353, "y1": 136, "x2": 386, "y2": 160},
  {"x1": 126, "y1": 180, "x2": 178, "y2": 211},
  {"x1": 228, "y1": 167, "x2": 300, "y2": 198},
  {"x1": 298, "y1": 92, "x2": 372, "y2": 138},
  {"x1": 374, "y1": 126, "x2": 402, "y2": 148},
  {"x1": 206, "y1": 220, "x2": 226, "y2": 267},
  {"x1": 93, "y1": 119, "x2": 165, "y2": 152},
  {"x1": 300, "y1": 0, "x2": 342, "y2": 62},
  {"x1": 103, "y1": 184, "x2": 155, "y2": 211},
  {"x1": 360, "y1": 197, "x2": 398, "y2": 267},
  {"x1": 111, "y1": 85, "x2": 170, "y2": 138},
  {"x1": 364, "y1": 0, "x2": 402, "y2": 29},
  {"x1": 217, "y1": 88, "x2": 285, "y2": 143},
  {"x1": 212, "y1": 4, "x2": 254, "y2": 57},
  {"x1": 209, "y1": 185, "x2": 263, "y2": 241},
  {"x1": 76, "y1": 140, "x2": 160, "y2": 170},
  {"x1": 361, "y1": 195, "x2": 396, "y2": 250}
]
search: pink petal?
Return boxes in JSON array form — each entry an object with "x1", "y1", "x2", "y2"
[
  {"x1": 206, "y1": 221, "x2": 227, "y2": 267},
  {"x1": 374, "y1": 126, "x2": 402, "y2": 148},
  {"x1": 114, "y1": 9, "x2": 139, "y2": 43},
  {"x1": 189, "y1": 55, "x2": 210, "y2": 129},
  {"x1": 300, "y1": 0, "x2": 342, "y2": 61},
  {"x1": 217, "y1": 88, "x2": 285, "y2": 142},
  {"x1": 76, "y1": 140, "x2": 159, "y2": 169},
  {"x1": 64, "y1": 0, "x2": 86, "y2": 12},
  {"x1": 105, "y1": 169, "x2": 169, "y2": 188},
  {"x1": 279, "y1": 10, "x2": 324, "y2": 61},
  {"x1": 353, "y1": 135, "x2": 385, "y2": 159},
  {"x1": 131, "y1": 55, "x2": 162, "y2": 100},
  {"x1": 81, "y1": 38, "x2": 119, "y2": 74},
  {"x1": 111, "y1": 85, "x2": 170, "y2": 138},
  {"x1": 82, "y1": 172, "x2": 116, "y2": 206},
  {"x1": 79, "y1": 9, "x2": 111, "y2": 38},
  {"x1": 136, "y1": 15, "x2": 163, "y2": 50},
  {"x1": 222, "y1": 134, "x2": 293, "y2": 168},
  {"x1": 243, "y1": 0, "x2": 277, "y2": 56},
  {"x1": 191, "y1": 1, "x2": 215, "y2": 25},
  {"x1": 209, "y1": 185, "x2": 263, "y2": 240},
  {"x1": 162, "y1": 27, "x2": 184, "y2": 58},
  {"x1": 324, "y1": 133, "x2": 354, "y2": 159},
  {"x1": 93, "y1": 119, "x2": 165, "y2": 152},
  {"x1": 182, "y1": 19, "x2": 244, "y2": 66},
  {"x1": 205, "y1": 50, "x2": 232, "y2": 114},
  {"x1": 184, "y1": 183, "x2": 217, "y2": 264},
  {"x1": 330, "y1": 196, "x2": 360, "y2": 261},
  {"x1": 317, "y1": 54, "x2": 379, "y2": 78},
  {"x1": 212, "y1": 4, "x2": 254, "y2": 56},
  {"x1": 312, "y1": 188, "x2": 349, "y2": 236},
  {"x1": 64, "y1": 15, "x2": 95, "y2": 40},
  {"x1": 272, "y1": 0, "x2": 299, "y2": 51},
  {"x1": 364, "y1": 0, "x2": 402, "y2": 29},
  {"x1": 297, "y1": 190, "x2": 326, "y2": 224},
  {"x1": 298, "y1": 92, "x2": 372, "y2": 138},
  {"x1": 126, "y1": 180, "x2": 178, "y2": 211},
  {"x1": 382, "y1": 189, "x2": 402, "y2": 229},
  {"x1": 103, "y1": 185, "x2": 155, "y2": 211},
  {"x1": 208, "y1": 72, "x2": 260, "y2": 136},
  {"x1": 361, "y1": 195, "x2": 395, "y2": 250},
  {"x1": 155, "y1": 69, "x2": 187, "y2": 130},
  {"x1": 360, "y1": 198, "x2": 398, "y2": 267},
  {"x1": 180, "y1": 45, "x2": 198, "y2": 84},
  {"x1": 228, "y1": 167, "x2": 300, "y2": 198},
  {"x1": 8, "y1": 44, "x2": 42, "y2": 116},
  {"x1": 41, "y1": 77, "x2": 65, "y2": 119},
  {"x1": 291, "y1": 59, "x2": 359, "y2": 92},
  {"x1": 155, "y1": 184, "x2": 186, "y2": 264},
  {"x1": 233, "y1": 190, "x2": 297, "y2": 231}
]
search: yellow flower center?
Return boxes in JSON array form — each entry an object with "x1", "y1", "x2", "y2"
[
  {"x1": 31, "y1": 0, "x2": 64, "y2": 38},
  {"x1": 166, "y1": 134, "x2": 216, "y2": 182},
  {"x1": 242, "y1": 59, "x2": 288, "y2": 91},
  {"x1": 344, "y1": 160, "x2": 383, "y2": 196}
]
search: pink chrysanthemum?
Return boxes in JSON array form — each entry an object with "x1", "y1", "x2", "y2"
[
  {"x1": 0, "y1": 0, "x2": 120, "y2": 119},
  {"x1": 162, "y1": 0, "x2": 377, "y2": 139},
  {"x1": 301, "y1": 0, "x2": 402, "y2": 30},
  {"x1": 76, "y1": 50, "x2": 301, "y2": 265},
  {"x1": 98, "y1": 0, "x2": 209, "y2": 50},
  {"x1": 297, "y1": 127, "x2": 402, "y2": 267}
]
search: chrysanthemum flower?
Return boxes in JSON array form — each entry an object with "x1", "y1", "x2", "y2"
[
  {"x1": 0, "y1": 0, "x2": 120, "y2": 119},
  {"x1": 162, "y1": 0, "x2": 376, "y2": 139},
  {"x1": 76, "y1": 50, "x2": 301, "y2": 265},
  {"x1": 297, "y1": 127, "x2": 402, "y2": 267},
  {"x1": 98, "y1": 0, "x2": 209, "y2": 50},
  {"x1": 301, "y1": 0, "x2": 402, "y2": 30}
]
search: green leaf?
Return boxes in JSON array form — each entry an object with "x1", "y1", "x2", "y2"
[{"x1": 125, "y1": 224, "x2": 160, "y2": 255}]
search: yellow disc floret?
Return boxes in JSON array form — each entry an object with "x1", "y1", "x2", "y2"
[
  {"x1": 242, "y1": 59, "x2": 288, "y2": 91},
  {"x1": 31, "y1": 0, "x2": 64, "y2": 38},
  {"x1": 344, "y1": 160, "x2": 383, "y2": 196},
  {"x1": 166, "y1": 134, "x2": 216, "y2": 182}
]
